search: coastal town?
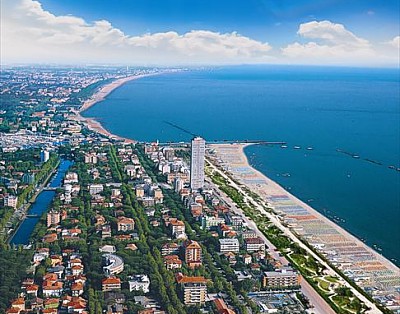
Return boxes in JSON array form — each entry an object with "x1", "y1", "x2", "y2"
[{"x1": 0, "y1": 66, "x2": 399, "y2": 314}]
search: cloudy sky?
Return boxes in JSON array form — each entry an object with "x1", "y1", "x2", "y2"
[{"x1": 1, "y1": 0, "x2": 399, "y2": 66}]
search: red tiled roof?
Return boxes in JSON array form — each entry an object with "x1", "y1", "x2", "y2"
[
  {"x1": 175, "y1": 273, "x2": 207, "y2": 284},
  {"x1": 102, "y1": 277, "x2": 121, "y2": 284}
]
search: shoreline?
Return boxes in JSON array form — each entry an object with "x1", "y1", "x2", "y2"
[
  {"x1": 208, "y1": 142, "x2": 399, "y2": 308},
  {"x1": 238, "y1": 143, "x2": 399, "y2": 272},
  {"x1": 73, "y1": 73, "x2": 160, "y2": 143}
]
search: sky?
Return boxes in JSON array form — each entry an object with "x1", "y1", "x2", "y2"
[{"x1": 1, "y1": 0, "x2": 399, "y2": 66}]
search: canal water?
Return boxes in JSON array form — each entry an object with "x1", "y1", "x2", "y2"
[{"x1": 10, "y1": 159, "x2": 73, "y2": 245}]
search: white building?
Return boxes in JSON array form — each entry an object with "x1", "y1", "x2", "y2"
[
  {"x1": 3, "y1": 194, "x2": 18, "y2": 208},
  {"x1": 41, "y1": 150, "x2": 50, "y2": 163},
  {"x1": 219, "y1": 238, "x2": 240, "y2": 253},
  {"x1": 244, "y1": 237, "x2": 266, "y2": 252},
  {"x1": 89, "y1": 184, "x2": 104, "y2": 195},
  {"x1": 129, "y1": 275, "x2": 150, "y2": 293},
  {"x1": 201, "y1": 215, "x2": 225, "y2": 230},
  {"x1": 174, "y1": 177, "x2": 184, "y2": 193},
  {"x1": 102, "y1": 254, "x2": 124, "y2": 276},
  {"x1": 64, "y1": 172, "x2": 78, "y2": 184},
  {"x1": 190, "y1": 137, "x2": 205, "y2": 190}
]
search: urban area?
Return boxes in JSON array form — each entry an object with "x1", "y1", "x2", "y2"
[{"x1": 0, "y1": 66, "x2": 398, "y2": 314}]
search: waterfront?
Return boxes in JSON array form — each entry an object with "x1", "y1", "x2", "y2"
[
  {"x1": 82, "y1": 66, "x2": 400, "y2": 263},
  {"x1": 208, "y1": 143, "x2": 398, "y2": 311},
  {"x1": 10, "y1": 159, "x2": 73, "y2": 245}
]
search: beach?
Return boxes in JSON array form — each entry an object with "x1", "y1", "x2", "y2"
[
  {"x1": 74, "y1": 73, "x2": 159, "y2": 143},
  {"x1": 208, "y1": 143, "x2": 400, "y2": 308}
]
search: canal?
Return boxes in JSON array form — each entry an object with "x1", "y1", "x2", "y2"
[{"x1": 10, "y1": 159, "x2": 73, "y2": 245}]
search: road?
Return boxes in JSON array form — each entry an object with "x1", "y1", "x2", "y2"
[
  {"x1": 1, "y1": 162, "x2": 60, "y2": 242},
  {"x1": 205, "y1": 176, "x2": 336, "y2": 314},
  {"x1": 206, "y1": 158, "x2": 382, "y2": 314}
]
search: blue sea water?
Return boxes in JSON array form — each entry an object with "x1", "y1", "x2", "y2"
[{"x1": 83, "y1": 65, "x2": 400, "y2": 264}]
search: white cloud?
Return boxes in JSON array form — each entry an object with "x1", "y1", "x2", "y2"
[
  {"x1": 1, "y1": 0, "x2": 272, "y2": 64},
  {"x1": 386, "y1": 36, "x2": 400, "y2": 49},
  {"x1": 282, "y1": 20, "x2": 375, "y2": 64},
  {"x1": 1, "y1": 1, "x2": 398, "y2": 67}
]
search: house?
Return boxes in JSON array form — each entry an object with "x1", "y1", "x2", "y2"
[
  {"x1": 244, "y1": 237, "x2": 265, "y2": 252},
  {"x1": 33, "y1": 252, "x2": 48, "y2": 264},
  {"x1": 43, "y1": 233, "x2": 58, "y2": 243},
  {"x1": 99, "y1": 245, "x2": 116, "y2": 254},
  {"x1": 42, "y1": 281, "x2": 63, "y2": 297},
  {"x1": 71, "y1": 265, "x2": 84, "y2": 276},
  {"x1": 10, "y1": 298, "x2": 25, "y2": 312},
  {"x1": 243, "y1": 254, "x2": 252, "y2": 265},
  {"x1": 106, "y1": 303, "x2": 124, "y2": 314},
  {"x1": 89, "y1": 184, "x2": 103, "y2": 195},
  {"x1": 117, "y1": 216, "x2": 135, "y2": 232},
  {"x1": 224, "y1": 252, "x2": 237, "y2": 265},
  {"x1": 64, "y1": 172, "x2": 78, "y2": 184},
  {"x1": 163, "y1": 255, "x2": 182, "y2": 270},
  {"x1": 71, "y1": 282, "x2": 84, "y2": 296},
  {"x1": 219, "y1": 238, "x2": 240, "y2": 253},
  {"x1": 169, "y1": 219, "x2": 186, "y2": 239},
  {"x1": 84, "y1": 153, "x2": 98, "y2": 164},
  {"x1": 201, "y1": 215, "x2": 225, "y2": 230},
  {"x1": 214, "y1": 298, "x2": 236, "y2": 314},
  {"x1": 125, "y1": 243, "x2": 138, "y2": 251},
  {"x1": 161, "y1": 243, "x2": 180, "y2": 256},
  {"x1": 102, "y1": 225, "x2": 112, "y2": 239},
  {"x1": 25, "y1": 284, "x2": 39, "y2": 297},
  {"x1": 3, "y1": 194, "x2": 18, "y2": 208},
  {"x1": 104, "y1": 292, "x2": 126, "y2": 304},
  {"x1": 128, "y1": 275, "x2": 151, "y2": 293},
  {"x1": 102, "y1": 277, "x2": 122, "y2": 292}
]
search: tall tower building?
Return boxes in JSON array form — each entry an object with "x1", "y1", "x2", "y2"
[{"x1": 190, "y1": 137, "x2": 205, "y2": 190}]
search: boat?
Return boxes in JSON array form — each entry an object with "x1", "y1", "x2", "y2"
[
  {"x1": 306, "y1": 147, "x2": 313, "y2": 150},
  {"x1": 281, "y1": 145, "x2": 288, "y2": 148},
  {"x1": 352, "y1": 155, "x2": 360, "y2": 158},
  {"x1": 294, "y1": 146, "x2": 301, "y2": 149}
]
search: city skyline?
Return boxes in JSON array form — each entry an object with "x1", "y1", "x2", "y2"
[{"x1": 1, "y1": 0, "x2": 399, "y2": 66}]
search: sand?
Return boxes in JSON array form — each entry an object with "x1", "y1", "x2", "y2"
[
  {"x1": 208, "y1": 143, "x2": 399, "y2": 295},
  {"x1": 73, "y1": 74, "x2": 159, "y2": 143}
]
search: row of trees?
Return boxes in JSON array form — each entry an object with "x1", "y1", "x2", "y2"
[{"x1": 135, "y1": 146, "x2": 259, "y2": 313}]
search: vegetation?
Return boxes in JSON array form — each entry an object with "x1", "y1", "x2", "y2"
[{"x1": 0, "y1": 247, "x2": 33, "y2": 312}]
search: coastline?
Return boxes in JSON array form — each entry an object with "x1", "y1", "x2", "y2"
[
  {"x1": 240, "y1": 143, "x2": 399, "y2": 271},
  {"x1": 73, "y1": 73, "x2": 159, "y2": 143},
  {"x1": 208, "y1": 143, "x2": 399, "y2": 305}
]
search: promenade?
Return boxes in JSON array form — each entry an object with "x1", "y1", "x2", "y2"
[{"x1": 207, "y1": 143, "x2": 400, "y2": 312}]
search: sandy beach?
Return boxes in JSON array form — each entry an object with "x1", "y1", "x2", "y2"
[
  {"x1": 208, "y1": 143, "x2": 399, "y2": 307},
  {"x1": 74, "y1": 73, "x2": 159, "y2": 143}
]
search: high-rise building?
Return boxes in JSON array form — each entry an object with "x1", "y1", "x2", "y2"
[
  {"x1": 40, "y1": 150, "x2": 50, "y2": 163},
  {"x1": 190, "y1": 137, "x2": 205, "y2": 190},
  {"x1": 183, "y1": 240, "x2": 202, "y2": 268},
  {"x1": 176, "y1": 273, "x2": 207, "y2": 305},
  {"x1": 47, "y1": 210, "x2": 60, "y2": 227}
]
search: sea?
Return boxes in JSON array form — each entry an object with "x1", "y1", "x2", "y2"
[{"x1": 83, "y1": 65, "x2": 400, "y2": 265}]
